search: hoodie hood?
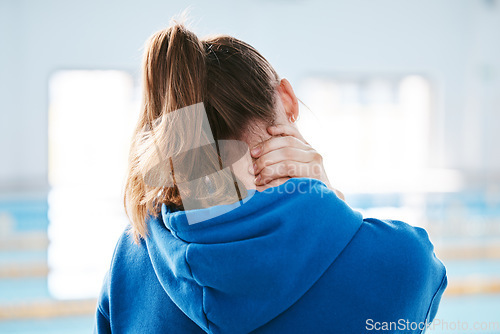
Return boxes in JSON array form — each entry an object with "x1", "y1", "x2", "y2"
[{"x1": 145, "y1": 178, "x2": 363, "y2": 334}]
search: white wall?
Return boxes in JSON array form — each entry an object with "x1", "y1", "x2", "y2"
[{"x1": 1, "y1": 0, "x2": 499, "y2": 191}]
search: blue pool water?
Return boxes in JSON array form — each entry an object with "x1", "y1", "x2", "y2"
[{"x1": 0, "y1": 316, "x2": 95, "y2": 334}]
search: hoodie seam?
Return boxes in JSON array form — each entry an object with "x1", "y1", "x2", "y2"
[
  {"x1": 185, "y1": 243, "x2": 211, "y2": 333},
  {"x1": 419, "y1": 271, "x2": 448, "y2": 334},
  {"x1": 97, "y1": 304, "x2": 110, "y2": 322}
]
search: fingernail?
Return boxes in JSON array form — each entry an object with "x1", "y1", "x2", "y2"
[
  {"x1": 254, "y1": 175, "x2": 261, "y2": 184},
  {"x1": 251, "y1": 146, "x2": 261, "y2": 156}
]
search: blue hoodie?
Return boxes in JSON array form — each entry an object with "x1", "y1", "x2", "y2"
[{"x1": 94, "y1": 178, "x2": 447, "y2": 334}]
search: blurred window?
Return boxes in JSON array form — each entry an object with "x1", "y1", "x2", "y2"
[
  {"x1": 48, "y1": 70, "x2": 137, "y2": 299},
  {"x1": 297, "y1": 75, "x2": 465, "y2": 230}
]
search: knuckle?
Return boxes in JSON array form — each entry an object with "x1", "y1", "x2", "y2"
[
  {"x1": 260, "y1": 166, "x2": 270, "y2": 177},
  {"x1": 313, "y1": 152, "x2": 322, "y2": 162}
]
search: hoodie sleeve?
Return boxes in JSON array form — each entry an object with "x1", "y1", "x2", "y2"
[
  {"x1": 362, "y1": 218, "x2": 448, "y2": 331},
  {"x1": 94, "y1": 307, "x2": 111, "y2": 334},
  {"x1": 402, "y1": 220, "x2": 448, "y2": 330},
  {"x1": 424, "y1": 270, "x2": 448, "y2": 325},
  {"x1": 400, "y1": 220, "x2": 447, "y2": 327}
]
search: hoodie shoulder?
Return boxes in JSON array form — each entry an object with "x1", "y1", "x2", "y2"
[
  {"x1": 360, "y1": 218, "x2": 447, "y2": 323},
  {"x1": 362, "y1": 218, "x2": 445, "y2": 275}
]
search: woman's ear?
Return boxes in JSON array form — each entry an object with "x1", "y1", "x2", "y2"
[{"x1": 278, "y1": 78, "x2": 299, "y2": 124}]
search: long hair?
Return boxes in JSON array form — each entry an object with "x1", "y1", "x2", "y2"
[{"x1": 124, "y1": 21, "x2": 280, "y2": 243}]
